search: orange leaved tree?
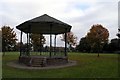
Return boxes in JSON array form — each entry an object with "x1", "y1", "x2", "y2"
[{"x1": 86, "y1": 24, "x2": 109, "y2": 57}]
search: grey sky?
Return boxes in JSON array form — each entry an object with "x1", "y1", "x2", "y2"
[{"x1": 0, "y1": 0, "x2": 119, "y2": 46}]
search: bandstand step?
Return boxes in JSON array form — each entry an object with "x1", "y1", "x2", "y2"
[{"x1": 30, "y1": 58, "x2": 46, "y2": 67}]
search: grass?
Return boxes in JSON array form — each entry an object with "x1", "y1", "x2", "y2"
[{"x1": 2, "y1": 52, "x2": 119, "y2": 78}]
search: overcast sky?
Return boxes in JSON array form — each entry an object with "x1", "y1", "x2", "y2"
[{"x1": 0, "y1": 0, "x2": 119, "y2": 46}]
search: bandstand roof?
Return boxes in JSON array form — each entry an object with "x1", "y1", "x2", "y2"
[{"x1": 16, "y1": 14, "x2": 72, "y2": 34}]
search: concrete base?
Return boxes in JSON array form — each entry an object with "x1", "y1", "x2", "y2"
[{"x1": 19, "y1": 56, "x2": 68, "y2": 67}]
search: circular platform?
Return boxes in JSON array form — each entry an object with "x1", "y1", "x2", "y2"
[
  {"x1": 19, "y1": 56, "x2": 69, "y2": 67},
  {"x1": 7, "y1": 60, "x2": 77, "y2": 70}
]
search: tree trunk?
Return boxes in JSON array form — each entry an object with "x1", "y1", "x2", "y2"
[
  {"x1": 2, "y1": 52, "x2": 5, "y2": 56},
  {"x1": 97, "y1": 53, "x2": 99, "y2": 57}
]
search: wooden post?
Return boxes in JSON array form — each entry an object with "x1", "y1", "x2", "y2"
[
  {"x1": 28, "y1": 25, "x2": 31, "y2": 56},
  {"x1": 50, "y1": 24, "x2": 52, "y2": 57},
  {"x1": 65, "y1": 29, "x2": 67, "y2": 57},
  {"x1": 27, "y1": 33, "x2": 29, "y2": 56},
  {"x1": 20, "y1": 31, "x2": 23, "y2": 56},
  {"x1": 28, "y1": 33, "x2": 30, "y2": 56},
  {"x1": 40, "y1": 34, "x2": 42, "y2": 55},
  {"x1": 54, "y1": 34, "x2": 57, "y2": 55}
]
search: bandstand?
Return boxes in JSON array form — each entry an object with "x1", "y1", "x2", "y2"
[{"x1": 16, "y1": 14, "x2": 72, "y2": 67}]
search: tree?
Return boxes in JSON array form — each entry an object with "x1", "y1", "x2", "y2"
[
  {"x1": 13, "y1": 42, "x2": 23, "y2": 51},
  {"x1": 76, "y1": 37, "x2": 91, "y2": 53},
  {"x1": 102, "y1": 42, "x2": 109, "y2": 53},
  {"x1": 61, "y1": 31, "x2": 77, "y2": 51},
  {"x1": 86, "y1": 24, "x2": 109, "y2": 57},
  {"x1": 13, "y1": 42, "x2": 20, "y2": 51},
  {"x1": 109, "y1": 38, "x2": 119, "y2": 52},
  {"x1": 30, "y1": 34, "x2": 46, "y2": 52},
  {"x1": 2, "y1": 26, "x2": 17, "y2": 56}
]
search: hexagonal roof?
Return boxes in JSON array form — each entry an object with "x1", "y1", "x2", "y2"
[{"x1": 16, "y1": 14, "x2": 72, "y2": 34}]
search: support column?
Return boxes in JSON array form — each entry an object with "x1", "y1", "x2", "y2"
[
  {"x1": 28, "y1": 33, "x2": 30, "y2": 56},
  {"x1": 27, "y1": 33, "x2": 29, "y2": 56},
  {"x1": 65, "y1": 29, "x2": 67, "y2": 57},
  {"x1": 27, "y1": 25, "x2": 31, "y2": 56},
  {"x1": 54, "y1": 34, "x2": 57, "y2": 55},
  {"x1": 20, "y1": 31, "x2": 23, "y2": 56},
  {"x1": 39, "y1": 34, "x2": 42, "y2": 55},
  {"x1": 50, "y1": 24, "x2": 52, "y2": 57},
  {"x1": 27, "y1": 33, "x2": 30, "y2": 56}
]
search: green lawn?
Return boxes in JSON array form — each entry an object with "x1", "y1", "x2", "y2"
[{"x1": 2, "y1": 52, "x2": 119, "y2": 78}]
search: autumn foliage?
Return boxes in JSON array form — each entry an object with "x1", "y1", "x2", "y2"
[
  {"x1": 86, "y1": 24, "x2": 109, "y2": 44},
  {"x1": 61, "y1": 31, "x2": 77, "y2": 47},
  {"x1": 2, "y1": 26, "x2": 17, "y2": 56},
  {"x1": 30, "y1": 34, "x2": 46, "y2": 51},
  {"x1": 86, "y1": 24, "x2": 109, "y2": 56}
]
